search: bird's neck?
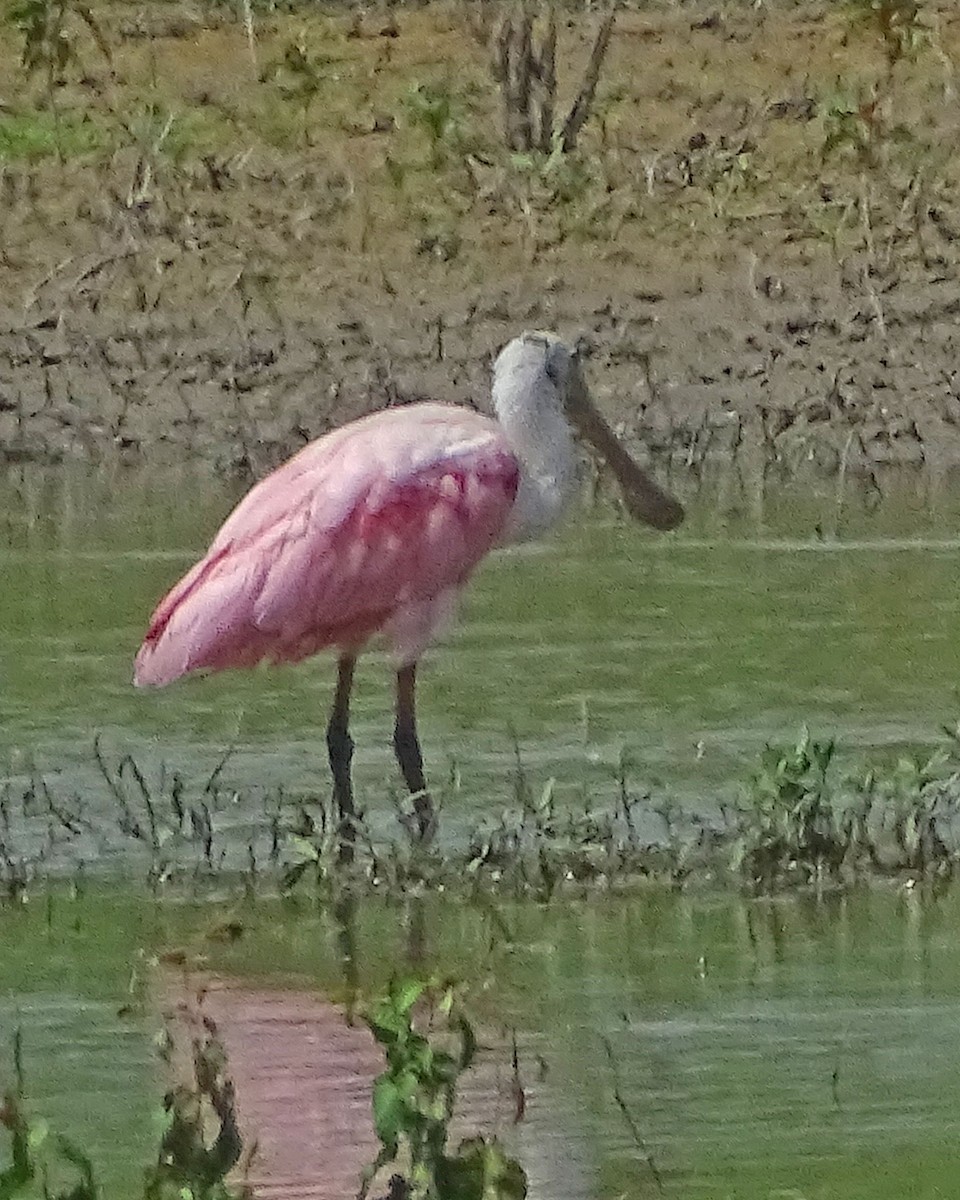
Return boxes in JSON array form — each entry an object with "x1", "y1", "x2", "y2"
[{"x1": 493, "y1": 365, "x2": 577, "y2": 543}]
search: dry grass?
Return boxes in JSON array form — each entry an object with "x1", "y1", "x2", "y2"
[{"x1": 1, "y1": 0, "x2": 959, "y2": 301}]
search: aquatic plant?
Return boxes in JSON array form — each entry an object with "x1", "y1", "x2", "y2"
[
  {"x1": 143, "y1": 1016, "x2": 246, "y2": 1200},
  {"x1": 0, "y1": 1020, "x2": 247, "y2": 1200},
  {"x1": 8, "y1": 717, "x2": 960, "y2": 904},
  {"x1": 0, "y1": 1029, "x2": 98, "y2": 1200},
  {"x1": 732, "y1": 726, "x2": 847, "y2": 888},
  {"x1": 731, "y1": 723, "x2": 960, "y2": 888},
  {"x1": 851, "y1": 739, "x2": 957, "y2": 873},
  {"x1": 360, "y1": 978, "x2": 526, "y2": 1200},
  {"x1": 461, "y1": 749, "x2": 702, "y2": 899}
]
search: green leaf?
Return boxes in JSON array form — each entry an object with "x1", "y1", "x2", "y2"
[
  {"x1": 371, "y1": 1076, "x2": 405, "y2": 1151},
  {"x1": 286, "y1": 836, "x2": 320, "y2": 864},
  {"x1": 364, "y1": 1016, "x2": 401, "y2": 1049},
  {"x1": 391, "y1": 978, "x2": 427, "y2": 1016}
]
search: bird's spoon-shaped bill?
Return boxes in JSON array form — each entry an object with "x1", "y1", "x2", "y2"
[{"x1": 565, "y1": 366, "x2": 684, "y2": 532}]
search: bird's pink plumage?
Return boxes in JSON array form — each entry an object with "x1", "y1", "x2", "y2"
[{"x1": 133, "y1": 404, "x2": 520, "y2": 686}]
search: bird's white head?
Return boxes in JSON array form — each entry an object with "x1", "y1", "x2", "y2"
[
  {"x1": 493, "y1": 329, "x2": 684, "y2": 532},
  {"x1": 492, "y1": 330, "x2": 576, "y2": 396},
  {"x1": 488, "y1": 332, "x2": 581, "y2": 543}
]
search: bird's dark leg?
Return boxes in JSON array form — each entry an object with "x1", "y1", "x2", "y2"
[
  {"x1": 394, "y1": 663, "x2": 435, "y2": 844},
  {"x1": 327, "y1": 654, "x2": 357, "y2": 863}
]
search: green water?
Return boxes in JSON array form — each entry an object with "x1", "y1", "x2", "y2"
[
  {"x1": 4, "y1": 462, "x2": 960, "y2": 1198},
  {"x1": 2, "y1": 463, "x2": 960, "y2": 865},
  {"x1": 4, "y1": 885, "x2": 960, "y2": 1198}
]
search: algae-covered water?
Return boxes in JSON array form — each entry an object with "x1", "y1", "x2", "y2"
[
  {"x1": 2, "y1": 463, "x2": 959, "y2": 854},
  {"x1": 3, "y1": 462, "x2": 960, "y2": 1199},
  {"x1": 5, "y1": 886, "x2": 960, "y2": 1199}
]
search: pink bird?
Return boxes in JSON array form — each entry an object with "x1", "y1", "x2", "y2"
[{"x1": 134, "y1": 331, "x2": 683, "y2": 847}]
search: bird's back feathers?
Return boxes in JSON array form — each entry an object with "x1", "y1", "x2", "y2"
[{"x1": 134, "y1": 404, "x2": 519, "y2": 686}]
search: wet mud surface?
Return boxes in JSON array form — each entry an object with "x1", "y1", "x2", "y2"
[{"x1": 4, "y1": 271, "x2": 960, "y2": 482}]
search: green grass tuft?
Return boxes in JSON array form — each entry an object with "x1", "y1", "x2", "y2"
[{"x1": 0, "y1": 110, "x2": 106, "y2": 161}]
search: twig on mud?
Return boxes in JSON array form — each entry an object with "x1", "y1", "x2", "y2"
[
  {"x1": 121, "y1": 111, "x2": 176, "y2": 208},
  {"x1": 641, "y1": 151, "x2": 661, "y2": 196},
  {"x1": 510, "y1": 1030, "x2": 526, "y2": 1123},
  {"x1": 75, "y1": 2, "x2": 114, "y2": 68},
  {"x1": 560, "y1": 11, "x2": 615, "y2": 154},
  {"x1": 68, "y1": 252, "x2": 135, "y2": 296},
  {"x1": 240, "y1": 0, "x2": 257, "y2": 77},
  {"x1": 22, "y1": 256, "x2": 74, "y2": 311},
  {"x1": 857, "y1": 179, "x2": 887, "y2": 338},
  {"x1": 905, "y1": 167, "x2": 934, "y2": 269},
  {"x1": 829, "y1": 429, "x2": 858, "y2": 539},
  {"x1": 209, "y1": 267, "x2": 245, "y2": 318},
  {"x1": 860, "y1": 265, "x2": 886, "y2": 338},
  {"x1": 22, "y1": 250, "x2": 135, "y2": 313}
]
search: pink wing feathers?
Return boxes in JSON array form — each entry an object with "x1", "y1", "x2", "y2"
[{"x1": 133, "y1": 404, "x2": 520, "y2": 687}]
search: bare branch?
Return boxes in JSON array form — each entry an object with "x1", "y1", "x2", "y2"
[
  {"x1": 560, "y1": 11, "x2": 615, "y2": 154},
  {"x1": 490, "y1": 4, "x2": 614, "y2": 155},
  {"x1": 534, "y1": 9, "x2": 556, "y2": 153}
]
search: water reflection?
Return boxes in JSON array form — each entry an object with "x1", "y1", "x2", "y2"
[{"x1": 6, "y1": 885, "x2": 960, "y2": 1198}]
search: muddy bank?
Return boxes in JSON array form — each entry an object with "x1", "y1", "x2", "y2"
[
  {"x1": 5, "y1": 259, "x2": 960, "y2": 482},
  {"x1": 2, "y1": 1, "x2": 960, "y2": 477}
]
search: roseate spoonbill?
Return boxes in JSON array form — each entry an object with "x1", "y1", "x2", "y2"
[{"x1": 133, "y1": 331, "x2": 683, "y2": 846}]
